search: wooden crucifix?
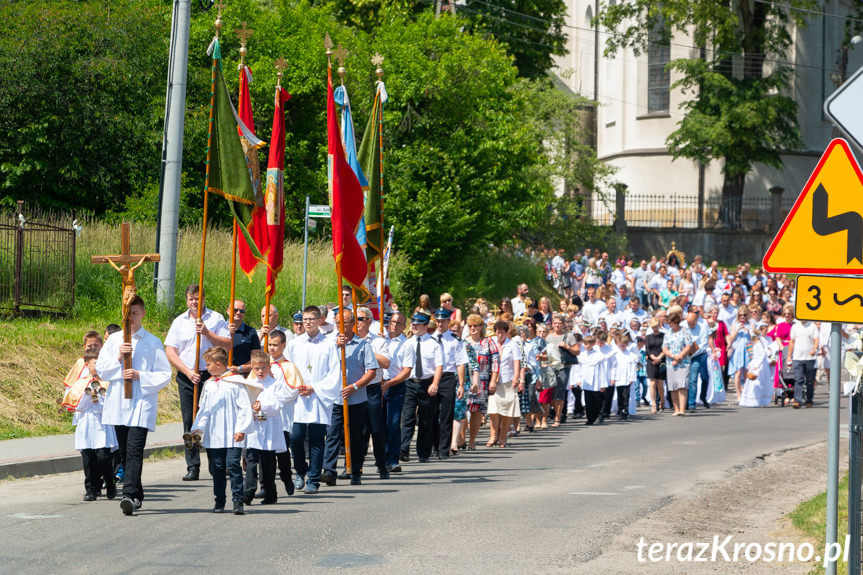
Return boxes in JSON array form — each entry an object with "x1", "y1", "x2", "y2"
[{"x1": 91, "y1": 223, "x2": 160, "y2": 399}]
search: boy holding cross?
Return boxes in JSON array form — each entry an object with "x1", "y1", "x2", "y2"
[{"x1": 96, "y1": 295, "x2": 171, "y2": 516}]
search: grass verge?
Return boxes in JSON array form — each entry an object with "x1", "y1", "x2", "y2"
[{"x1": 788, "y1": 473, "x2": 850, "y2": 575}]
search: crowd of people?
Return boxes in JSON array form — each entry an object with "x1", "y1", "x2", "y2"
[{"x1": 59, "y1": 246, "x2": 845, "y2": 516}]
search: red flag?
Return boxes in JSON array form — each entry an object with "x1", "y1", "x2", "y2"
[
  {"x1": 327, "y1": 66, "x2": 367, "y2": 289},
  {"x1": 237, "y1": 64, "x2": 270, "y2": 279},
  {"x1": 265, "y1": 86, "x2": 291, "y2": 297}
]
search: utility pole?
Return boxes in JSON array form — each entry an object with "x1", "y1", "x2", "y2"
[{"x1": 154, "y1": 0, "x2": 192, "y2": 309}]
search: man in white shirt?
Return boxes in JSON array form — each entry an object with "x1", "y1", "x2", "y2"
[
  {"x1": 789, "y1": 318, "x2": 819, "y2": 408},
  {"x1": 382, "y1": 312, "x2": 412, "y2": 472},
  {"x1": 431, "y1": 308, "x2": 468, "y2": 460},
  {"x1": 598, "y1": 296, "x2": 622, "y2": 327},
  {"x1": 581, "y1": 286, "x2": 607, "y2": 325},
  {"x1": 288, "y1": 306, "x2": 342, "y2": 494},
  {"x1": 716, "y1": 292, "x2": 738, "y2": 328},
  {"x1": 511, "y1": 283, "x2": 529, "y2": 319},
  {"x1": 97, "y1": 295, "x2": 171, "y2": 515},
  {"x1": 400, "y1": 311, "x2": 443, "y2": 463},
  {"x1": 325, "y1": 286, "x2": 353, "y2": 326},
  {"x1": 164, "y1": 284, "x2": 231, "y2": 481}
]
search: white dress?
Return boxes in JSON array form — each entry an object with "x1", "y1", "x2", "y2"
[{"x1": 739, "y1": 339, "x2": 773, "y2": 407}]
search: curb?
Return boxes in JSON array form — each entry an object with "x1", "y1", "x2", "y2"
[{"x1": 0, "y1": 442, "x2": 186, "y2": 480}]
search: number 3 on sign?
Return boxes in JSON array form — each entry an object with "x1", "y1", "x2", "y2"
[
  {"x1": 805, "y1": 285, "x2": 821, "y2": 311},
  {"x1": 794, "y1": 275, "x2": 863, "y2": 323}
]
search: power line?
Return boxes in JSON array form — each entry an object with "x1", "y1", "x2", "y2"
[
  {"x1": 458, "y1": 0, "x2": 841, "y2": 74},
  {"x1": 752, "y1": 0, "x2": 863, "y2": 26}
]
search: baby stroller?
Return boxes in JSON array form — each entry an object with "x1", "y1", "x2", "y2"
[{"x1": 773, "y1": 343, "x2": 795, "y2": 407}]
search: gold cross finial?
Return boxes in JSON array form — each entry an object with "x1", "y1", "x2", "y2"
[
  {"x1": 372, "y1": 53, "x2": 384, "y2": 80},
  {"x1": 274, "y1": 57, "x2": 287, "y2": 88},
  {"x1": 213, "y1": 1, "x2": 226, "y2": 36},
  {"x1": 236, "y1": 22, "x2": 253, "y2": 45},
  {"x1": 236, "y1": 22, "x2": 253, "y2": 67},
  {"x1": 333, "y1": 44, "x2": 348, "y2": 67}
]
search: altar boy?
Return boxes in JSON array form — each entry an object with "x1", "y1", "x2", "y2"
[
  {"x1": 76, "y1": 350, "x2": 117, "y2": 501},
  {"x1": 243, "y1": 350, "x2": 299, "y2": 505},
  {"x1": 97, "y1": 295, "x2": 171, "y2": 516},
  {"x1": 192, "y1": 346, "x2": 253, "y2": 514}
]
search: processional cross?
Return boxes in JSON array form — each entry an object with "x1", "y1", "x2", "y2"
[{"x1": 91, "y1": 223, "x2": 160, "y2": 398}]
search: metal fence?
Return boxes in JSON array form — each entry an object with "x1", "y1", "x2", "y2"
[
  {"x1": 0, "y1": 204, "x2": 76, "y2": 314},
  {"x1": 590, "y1": 194, "x2": 797, "y2": 230}
]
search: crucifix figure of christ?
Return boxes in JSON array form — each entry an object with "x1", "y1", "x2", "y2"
[{"x1": 91, "y1": 223, "x2": 160, "y2": 399}]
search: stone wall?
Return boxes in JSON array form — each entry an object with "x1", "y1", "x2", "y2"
[{"x1": 625, "y1": 227, "x2": 774, "y2": 266}]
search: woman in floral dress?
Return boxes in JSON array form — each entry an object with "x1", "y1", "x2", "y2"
[{"x1": 463, "y1": 313, "x2": 499, "y2": 450}]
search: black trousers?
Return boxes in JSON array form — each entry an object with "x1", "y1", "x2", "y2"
[
  {"x1": 572, "y1": 385, "x2": 584, "y2": 415},
  {"x1": 583, "y1": 390, "x2": 603, "y2": 424},
  {"x1": 401, "y1": 378, "x2": 434, "y2": 459},
  {"x1": 434, "y1": 373, "x2": 457, "y2": 455},
  {"x1": 364, "y1": 384, "x2": 388, "y2": 470},
  {"x1": 114, "y1": 425, "x2": 147, "y2": 501},
  {"x1": 324, "y1": 403, "x2": 368, "y2": 474},
  {"x1": 601, "y1": 386, "x2": 615, "y2": 418},
  {"x1": 244, "y1": 449, "x2": 277, "y2": 500},
  {"x1": 615, "y1": 385, "x2": 631, "y2": 417},
  {"x1": 177, "y1": 370, "x2": 210, "y2": 471},
  {"x1": 81, "y1": 447, "x2": 114, "y2": 496},
  {"x1": 275, "y1": 431, "x2": 293, "y2": 488}
]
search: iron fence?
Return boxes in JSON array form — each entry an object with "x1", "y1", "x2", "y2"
[
  {"x1": 590, "y1": 193, "x2": 797, "y2": 230},
  {"x1": 0, "y1": 204, "x2": 76, "y2": 314}
]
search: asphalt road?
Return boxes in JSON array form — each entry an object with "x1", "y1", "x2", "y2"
[{"x1": 0, "y1": 389, "x2": 843, "y2": 575}]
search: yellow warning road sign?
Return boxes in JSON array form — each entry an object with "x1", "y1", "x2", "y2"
[
  {"x1": 763, "y1": 139, "x2": 863, "y2": 274},
  {"x1": 795, "y1": 275, "x2": 863, "y2": 323}
]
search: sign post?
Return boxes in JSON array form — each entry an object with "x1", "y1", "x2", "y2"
[
  {"x1": 763, "y1": 138, "x2": 863, "y2": 575},
  {"x1": 301, "y1": 202, "x2": 331, "y2": 308}
]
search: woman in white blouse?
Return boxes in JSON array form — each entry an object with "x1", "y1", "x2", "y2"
[{"x1": 487, "y1": 321, "x2": 522, "y2": 448}]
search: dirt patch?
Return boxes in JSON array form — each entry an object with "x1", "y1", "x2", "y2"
[{"x1": 582, "y1": 440, "x2": 846, "y2": 574}]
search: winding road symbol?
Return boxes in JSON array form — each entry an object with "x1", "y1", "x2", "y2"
[{"x1": 812, "y1": 183, "x2": 863, "y2": 264}]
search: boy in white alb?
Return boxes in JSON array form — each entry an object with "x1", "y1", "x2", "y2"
[
  {"x1": 97, "y1": 295, "x2": 171, "y2": 516},
  {"x1": 610, "y1": 333, "x2": 638, "y2": 420},
  {"x1": 192, "y1": 346, "x2": 253, "y2": 514},
  {"x1": 76, "y1": 350, "x2": 117, "y2": 501},
  {"x1": 243, "y1": 350, "x2": 299, "y2": 505},
  {"x1": 579, "y1": 336, "x2": 605, "y2": 425},
  {"x1": 597, "y1": 331, "x2": 616, "y2": 420},
  {"x1": 268, "y1": 330, "x2": 306, "y2": 496}
]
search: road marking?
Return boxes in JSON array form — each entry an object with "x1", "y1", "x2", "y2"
[
  {"x1": 569, "y1": 491, "x2": 618, "y2": 496},
  {"x1": 8, "y1": 513, "x2": 62, "y2": 520},
  {"x1": 621, "y1": 485, "x2": 646, "y2": 490}
]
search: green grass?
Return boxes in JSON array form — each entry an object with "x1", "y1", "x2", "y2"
[
  {"x1": 1, "y1": 220, "x2": 549, "y2": 439},
  {"x1": 145, "y1": 446, "x2": 184, "y2": 461},
  {"x1": 788, "y1": 473, "x2": 850, "y2": 575}
]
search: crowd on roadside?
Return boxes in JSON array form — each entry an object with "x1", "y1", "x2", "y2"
[{"x1": 59, "y1": 244, "x2": 852, "y2": 516}]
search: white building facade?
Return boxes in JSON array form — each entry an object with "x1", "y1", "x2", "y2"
[{"x1": 553, "y1": 0, "x2": 863, "y2": 227}]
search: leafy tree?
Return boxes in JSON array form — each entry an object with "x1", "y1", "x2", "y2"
[
  {"x1": 597, "y1": 0, "x2": 812, "y2": 227},
  {"x1": 0, "y1": 0, "x2": 169, "y2": 212},
  {"x1": 459, "y1": 0, "x2": 569, "y2": 78}
]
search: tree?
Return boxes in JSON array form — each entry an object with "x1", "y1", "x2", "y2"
[
  {"x1": 597, "y1": 0, "x2": 811, "y2": 228},
  {"x1": 459, "y1": 0, "x2": 568, "y2": 78},
  {"x1": 0, "y1": 1, "x2": 169, "y2": 212}
]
